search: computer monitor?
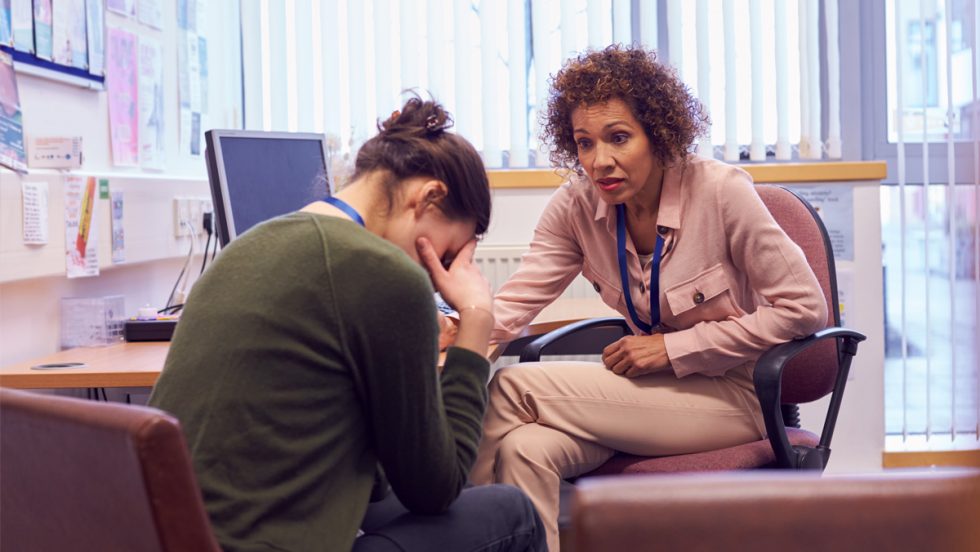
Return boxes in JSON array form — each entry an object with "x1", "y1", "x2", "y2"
[{"x1": 205, "y1": 129, "x2": 331, "y2": 246}]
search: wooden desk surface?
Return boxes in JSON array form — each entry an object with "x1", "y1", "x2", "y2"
[
  {"x1": 0, "y1": 341, "x2": 170, "y2": 389},
  {"x1": 0, "y1": 298, "x2": 615, "y2": 390}
]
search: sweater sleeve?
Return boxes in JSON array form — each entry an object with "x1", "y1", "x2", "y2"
[
  {"x1": 335, "y1": 253, "x2": 489, "y2": 514},
  {"x1": 663, "y1": 174, "x2": 828, "y2": 378},
  {"x1": 491, "y1": 184, "x2": 586, "y2": 344}
]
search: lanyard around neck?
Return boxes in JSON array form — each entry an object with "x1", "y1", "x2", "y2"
[
  {"x1": 324, "y1": 196, "x2": 366, "y2": 228},
  {"x1": 616, "y1": 203, "x2": 664, "y2": 335}
]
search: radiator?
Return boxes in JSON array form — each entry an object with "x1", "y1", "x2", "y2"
[
  {"x1": 474, "y1": 245, "x2": 603, "y2": 369},
  {"x1": 473, "y1": 245, "x2": 594, "y2": 298}
]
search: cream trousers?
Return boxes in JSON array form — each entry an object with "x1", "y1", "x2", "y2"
[{"x1": 470, "y1": 361, "x2": 766, "y2": 552}]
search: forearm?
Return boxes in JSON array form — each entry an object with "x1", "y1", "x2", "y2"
[{"x1": 452, "y1": 306, "x2": 494, "y2": 358}]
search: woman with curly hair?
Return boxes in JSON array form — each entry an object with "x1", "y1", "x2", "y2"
[{"x1": 470, "y1": 46, "x2": 827, "y2": 551}]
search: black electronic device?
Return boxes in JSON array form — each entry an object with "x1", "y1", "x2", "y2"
[
  {"x1": 124, "y1": 319, "x2": 179, "y2": 342},
  {"x1": 204, "y1": 129, "x2": 332, "y2": 246}
]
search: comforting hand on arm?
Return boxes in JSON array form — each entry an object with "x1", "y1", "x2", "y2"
[{"x1": 602, "y1": 334, "x2": 671, "y2": 378}]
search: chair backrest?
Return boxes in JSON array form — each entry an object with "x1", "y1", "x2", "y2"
[
  {"x1": 0, "y1": 388, "x2": 221, "y2": 552},
  {"x1": 756, "y1": 185, "x2": 840, "y2": 404}
]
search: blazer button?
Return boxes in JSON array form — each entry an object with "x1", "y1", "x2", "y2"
[
  {"x1": 657, "y1": 225, "x2": 669, "y2": 235},
  {"x1": 693, "y1": 291, "x2": 705, "y2": 304},
  {"x1": 593, "y1": 281, "x2": 601, "y2": 293}
]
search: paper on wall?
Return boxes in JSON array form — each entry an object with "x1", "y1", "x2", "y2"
[
  {"x1": 106, "y1": 0, "x2": 135, "y2": 18},
  {"x1": 64, "y1": 175, "x2": 99, "y2": 278},
  {"x1": 0, "y1": 49, "x2": 26, "y2": 172},
  {"x1": 32, "y1": 0, "x2": 52, "y2": 60},
  {"x1": 0, "y1": 0, "x2": 11, "y2": 46},
  {"x1": 110, "y1": 189, "x2": 125, "y2": 263},
  {"x1": 137, "y1": 0, "x2": 163, "y2": 29},
  {"x1": 139, "y1": 36, "x2": 165, "y2": 170},
  {"x1": 10, "y1": 0, "x2": 32, "y2": 52},
  {"x1": 179, "y1": 29, "x2": 203, "y2": 156},
  {"x1": 50, "y1": 0, "x2": 68, "y2": 64},
  {"x1": 21, "y1": 180, "x2": 48, "y2": 244},
  {"x1": 86, "y1": 0, "x2": 105, "y2": 76},
  {"x1": 791, "y1": 185, "x2": 855, "y2": 262},
  {"x1": 107, "y1": 27, "x2": 139, "y2": 167}
]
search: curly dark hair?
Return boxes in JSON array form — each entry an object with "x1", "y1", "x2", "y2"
[{"x1": 542, "y1": 45, "x2": 709, "y2": 170}]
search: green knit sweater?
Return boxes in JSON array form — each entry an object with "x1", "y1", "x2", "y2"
[{"x1": 149, "y1": 212, "x2": 490, "y2": 552}]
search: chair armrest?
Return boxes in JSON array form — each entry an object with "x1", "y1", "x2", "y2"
[
  {"x1": 754, "y1": 327, "x2": 867, "y2": 469},
  {"x1": 519, "y1": 317, "x2": 632, "y2": 363}
]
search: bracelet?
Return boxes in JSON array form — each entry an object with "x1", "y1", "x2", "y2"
[{"x1": 459, "y1": 305, "x2": 494, "y2": 321}]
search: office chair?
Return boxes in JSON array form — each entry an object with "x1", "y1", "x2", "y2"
[
  {"x1": 572, "y1": 469, "x2": 980, "y2": 552},
  {"x1": 0, "y1": 388, "x2": 221, "y2": 552},
  {"x1": 519, "y1": 185, "x2": 866, "y2": 474}
]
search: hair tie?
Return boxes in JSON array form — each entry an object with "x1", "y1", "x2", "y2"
[{"x1": 425, "y1": 114, "x2": 441, "y2": 133}]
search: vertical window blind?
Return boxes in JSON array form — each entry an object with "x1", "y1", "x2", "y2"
[
  {"x1": 239, "y1": 0, "x2": 842, "y2": 174},
  {"x1": 882, "y1": 0, "x2": 979, "y2": 446}
]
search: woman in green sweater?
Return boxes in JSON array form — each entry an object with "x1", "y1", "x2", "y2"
[{"x1": 149, "y1": 96, "x2": 544, "y2": 552}]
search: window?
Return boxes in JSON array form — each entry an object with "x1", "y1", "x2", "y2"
[
  {"x1": 239, "y1": 0, "x2": 842, "y2": 174},
  {"x1": 873, "y1": 0, "x2": 979, "y2": 443}
]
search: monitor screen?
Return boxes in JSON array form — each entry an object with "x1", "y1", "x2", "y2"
[{"x1": 205, "y1": 130, "x2": 330, "y2": 246}]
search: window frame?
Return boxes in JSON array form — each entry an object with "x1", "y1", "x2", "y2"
[{"x1": 860, "y1": 0, "x2": 977, "y2": 185}]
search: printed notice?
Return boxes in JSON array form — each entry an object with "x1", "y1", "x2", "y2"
[
  {"x1": 64, "y1": 175, "x2": 99, "y2": 278},
  {"x1": 791, "y1": 185, "x2": 854, "y2": 262},
  {"x1": 86, "y1": 0, "x2": 105, "y2": 76},
  {"x1": 106, "y1": 27, "x2": 139, "y2": 167},
  {"x1": 10, "y1": 0, "x2": 32, "y2": 53},
  {"x1": 137, "y1": 0, "x2": 163, "y2": 29},
  {"x1": 111, "y1": 189, "x2": 125, "y2": 263},
  {"x1": 21, "y1": 181, "x2": 48, "y2": 244},
  {"x1": 139, "y1": 36, "x2": 165, "y2": 170}
]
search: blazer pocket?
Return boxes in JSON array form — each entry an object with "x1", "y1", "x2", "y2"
[
  {"x1": 582, "y1": 263, "x2": 625, "y2": 311},
  {"x1": 664, "y1": 263, "x2": 738, "y2": 319}
]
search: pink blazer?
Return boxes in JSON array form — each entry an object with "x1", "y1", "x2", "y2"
[{"x1": 491, "y1": 155, "x2": 828, "y2": 379}]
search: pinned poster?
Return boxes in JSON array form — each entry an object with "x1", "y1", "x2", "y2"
[
  {"x1": 10, "y1": 0, "x2": 32, "y2": 52},
  {"x1": 137, "y1": 0, "x2": 163, "y2": 30},
  {"x1": 110, "y1": 189, "x2": 125, "y2": 263},
  {"x1": 68, "y1": 0, "x2": 88, "y2": 68},
  {"x1": 21, "y1": 181, "x2": 49, "y2": 244},
  {"x1": 791, "y1": 185, "x2": 855, "y2": 262},
  {"x1": 1, "y1": 0, "x2": 11, "y2": 46},
  {"x1": 106, "y1": 27, "x2": 139, "y2": 167},
  {"x1": 86, "y1": 0, "x2": 105, "y2": 76},
  {"x1": 178, "y1": 30, "x2": 202, "y2": 155},
  {"x1": 139, "y1": 36, "x2": 165, "y2": 170},
  {"x1": 0, "y1": 49, "x2": 26, "y2": 173},
  {"x1": 32, "y1": 0, "x2": 52, "y2": 60},
  {"x1": 107, "y1": 0, "x2": 135, "y2": 18},
  {"x1": 64, "y1": 175, "x2": 99, "y2": 278}
]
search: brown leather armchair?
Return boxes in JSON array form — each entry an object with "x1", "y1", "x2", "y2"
[
  {"x1": 0, "y1": 388, "x2": 221, "y2": 552},
  {"x1": 572, "y1": 469, "x2": 980, "y2": 552}
]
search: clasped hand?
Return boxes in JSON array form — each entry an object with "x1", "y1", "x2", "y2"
[{"x1": 601, "y1": 334, "x2": 670, "y2": 378}]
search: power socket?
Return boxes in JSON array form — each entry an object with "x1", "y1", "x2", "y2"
[{"x1": 173, "y1": 196, "x2": 214, "y2": 237}]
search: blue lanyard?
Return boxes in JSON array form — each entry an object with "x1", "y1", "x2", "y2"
[
  {"x1": 616, "y1": 203, "x2": 665, "y2": 334},
  {"x1": 324, "y1": 197, "x2": 365, "y2": 227}
]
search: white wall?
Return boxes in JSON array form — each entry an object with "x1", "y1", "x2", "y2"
[{"x1": 0, "y1": 0, "x2": 240, "y2": 365}]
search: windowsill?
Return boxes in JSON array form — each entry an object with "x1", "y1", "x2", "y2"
[
  {"x1": 883, "y1": 435, "x2": 980, "y2": 468},
  {"x1": 487, "y1": 161, "x2": 888, "y2": 189}
]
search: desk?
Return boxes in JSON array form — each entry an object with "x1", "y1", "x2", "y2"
[
  {"x1": 0, "y1": 298, "x2": 616, "y2": 390},
  {"x1": 0, "y1": 342, "x2": 170, "y2": 389}
]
